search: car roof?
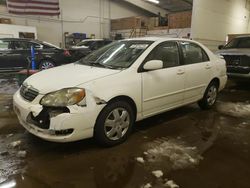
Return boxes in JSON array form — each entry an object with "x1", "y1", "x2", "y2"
[
  {"x1": 1, "y1": 38, "x2": 34, "y2": 41},
  {"x1": 81, "y1": 39, "x2": 104, "y2": 42},
  {"x1": 122, "y1": 37, "x2": 194, "y2": 43},
  {"x1": 0, "y1": 38, "x2": 43, "y2": 44}
]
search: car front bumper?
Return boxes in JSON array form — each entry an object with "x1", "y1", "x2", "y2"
[
  {"x1": 227, "y1": 72, "x2": 250, "y2": 80},
  {"x1": 219, "y1": 75, "x2": 228, "y2": 91},
  {"x1": 13, "y1": 90, "x2": 105, "y2": 142}
]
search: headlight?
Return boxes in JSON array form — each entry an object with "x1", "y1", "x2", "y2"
[{"x1": 40, "y1": 88, "x2": 85, "y2": 107}]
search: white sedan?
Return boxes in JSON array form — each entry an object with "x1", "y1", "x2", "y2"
[{"x1": 13, "y1": 37, "x2": 227, "y2": 146}]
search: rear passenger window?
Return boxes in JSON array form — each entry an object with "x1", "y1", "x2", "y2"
[
  {"x1": 13, "y1": 41, "x2": 30, "y2": 50},
  {"x1": 180, "y1": 42, "x2": 209, "y2": 64},
  {"x1": 145, "y1": 41, "x2": 180, "y2": 68},
  {"x1": 0, "y1": 40, "x2": 12, "y2": 50}
]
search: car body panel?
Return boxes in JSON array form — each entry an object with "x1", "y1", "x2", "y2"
[
  {"x1": 216, "y1": 36, "x2": 250, "y2": 79},
  {"x1": 13, "y1": 37, "x2": 227, "y2": 142},
  {"x1": 0, "y1": 38, "x2": 72, "y2": 71}
]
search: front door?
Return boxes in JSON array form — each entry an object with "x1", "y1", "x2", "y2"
[{"x1": 141, "y1": 41, "x2": 185, "y2": 117}]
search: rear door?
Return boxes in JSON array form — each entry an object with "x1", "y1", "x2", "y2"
[
  {"x1": 179, "y1": 41, "x2": 212, "y2": 103},
  {"x1": 12, "y1": 40, "x2": 33, "y2": 69}
]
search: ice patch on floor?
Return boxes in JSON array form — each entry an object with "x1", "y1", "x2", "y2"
[
  {"x1": 217, "y1": 102, "x2": 250, "y2": 118},
  {"x1": 0, "y1": 78, "x2": 19, "y2": 95},
  {"x1": 0, "y1": 134, "x2": 26, "y2": 183}
]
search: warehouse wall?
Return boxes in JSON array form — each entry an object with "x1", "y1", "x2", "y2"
[
  {"x1": 0, "y1": 0, "x2": 151, "y2": 47},
  {"x1": 191, "y1": 0, "x2": 250, "y2": 51}
]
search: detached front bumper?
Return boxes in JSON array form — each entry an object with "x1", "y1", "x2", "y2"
[{"x1": 13, "y1": 90, "x2": 104, "y2": 142}]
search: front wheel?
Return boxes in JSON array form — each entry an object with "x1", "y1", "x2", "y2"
[
  {"x1": 94, "y1": 101, "x2": 135, "y2": 147},
  {"x1": 198, "y1": 82, "x2": 218, "y2": 110},
  {"x1": 39, "y1": 60, "x2": 55, "y2": 70}
]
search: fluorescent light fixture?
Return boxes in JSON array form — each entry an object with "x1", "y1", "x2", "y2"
[{"x1": 146, "y1": 0, "x2": 160, "y2": 4}]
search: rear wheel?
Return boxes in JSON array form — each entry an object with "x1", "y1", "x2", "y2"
[
  {"x1": 39, "y1": 60, "x2": 55, "y2": 70},
  {"x1": 198, "y1": 82, "x2": 218, "y2": 110},
  {"x1": 94, "y1": 101, "x2": 135, "y2": 147}
]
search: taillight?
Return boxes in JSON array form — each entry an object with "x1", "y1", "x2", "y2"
[{"x1": 64, "y1": 50, "x2": 71, "y2": 57}]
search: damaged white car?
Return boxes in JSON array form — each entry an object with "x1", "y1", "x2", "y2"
[{"x1": 13, "y1": 37, "x2": 227, "y2": 146}]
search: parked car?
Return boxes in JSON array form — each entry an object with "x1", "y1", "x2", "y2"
[
  {"x1": 0, "y1": 38, "x2": 72, "y2": 71},
  {"x1": 13, "y1": 37, "x2": 227, "y2": 146},
  {"x1": 217, "y1": 36, "x2": 250, "y2": 80},
  {"x1": 69, "y1": 39, "x2": 113, "y2": 61}
]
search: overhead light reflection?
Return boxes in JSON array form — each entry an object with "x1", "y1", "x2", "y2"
[{"x1": 146, "y1": 0, "x2": 160, "y2": 4}]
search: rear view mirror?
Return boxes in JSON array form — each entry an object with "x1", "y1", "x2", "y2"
[{"x1": 143, "y1": 60, "x2": 163, "y2": 71}]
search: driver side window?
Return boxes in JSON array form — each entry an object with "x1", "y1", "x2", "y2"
[{"x1": 144, "y1": 41, "x2": 180, "y2": 68}]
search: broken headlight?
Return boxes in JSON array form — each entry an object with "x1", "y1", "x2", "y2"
[{"x1": 40, "y1": 88, "x2": 85, "y2": 107}]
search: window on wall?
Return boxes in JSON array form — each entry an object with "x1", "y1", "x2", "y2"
[
  {"x1": 145, "y1": 41, "x2": 180, "y2": 68},
  {"x1": 180, "y1": 42, "x2": 209, "y2": 65}
]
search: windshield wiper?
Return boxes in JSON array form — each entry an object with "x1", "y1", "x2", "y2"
[{"x1": 90, "y1": 62, "x2": 121, "y2": 69}]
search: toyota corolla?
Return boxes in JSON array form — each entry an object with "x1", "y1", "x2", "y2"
[{"x1": 13, "y1": 37, "x2": 227, "y2": 146}]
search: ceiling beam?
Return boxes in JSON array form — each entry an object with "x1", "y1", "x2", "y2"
[{"x1": 124, "y1": 0, "x2": 168, "y2": 16}]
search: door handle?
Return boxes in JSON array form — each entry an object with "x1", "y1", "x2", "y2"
[
  {"x1": 205, "y1": 64, "x2": 212, "y2": 69},
  {"x1": 177, "y1": 69, "x2": 185, "y2": 75}
]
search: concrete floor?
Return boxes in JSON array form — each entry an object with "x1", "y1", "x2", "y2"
[{"x1": 0, "y1": 74, "x2": 249, "y2": 188}]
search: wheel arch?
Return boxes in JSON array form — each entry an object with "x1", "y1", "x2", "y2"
[
  {"x1": 209, "y1": 77, "x2": 220, "y2": 88},
  {"x1": 107, "y1": 95, "x2": 137, "y2": 119}
]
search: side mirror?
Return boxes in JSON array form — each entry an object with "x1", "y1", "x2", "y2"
[
  {"x1": 218, "y1": 45, "x2": 224, "y2": 50},
  {"x1": 143, "y1": 60, "x2": 163, "y2": 71}
]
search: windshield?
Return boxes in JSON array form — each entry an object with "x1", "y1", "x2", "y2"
[
  {"x1": 78, "y1": 40, "x2": 153, "y2": 69},
  {"x1": 76, "y1": 41, "x2": 95, "y2": 47},
  {"x1": 224, "y1": 37, "x2": 250, "y2": 49}
]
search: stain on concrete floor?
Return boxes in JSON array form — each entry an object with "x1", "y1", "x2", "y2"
[{"x1": 0, "y1": 75, "x2": 249, "y2": 188}]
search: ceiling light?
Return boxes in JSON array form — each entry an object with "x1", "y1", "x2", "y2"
[{"x1": 146, "y1": 0, "x2": 160, "y2": 4}]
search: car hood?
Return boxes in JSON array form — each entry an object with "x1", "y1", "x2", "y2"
[
  {"x1": 216, "y1": 48, "x2": 250, "y2": 56},
  {"x1": 24, "y1": 63, "x2": 121, "y2": 94}
]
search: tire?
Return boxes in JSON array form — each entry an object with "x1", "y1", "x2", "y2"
[
  {"x1": 39, "y1": 60, "x2": 55, "y2": 70},
  {"x1": 198, "y1": 81, "x2": 218, "y2": 110},
  {"x1": 94, "y1": 101, "x2": 135, "y2": 147}
]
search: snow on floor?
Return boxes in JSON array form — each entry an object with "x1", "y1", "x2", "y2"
[
  {"x1": 143, "y1": 139, "x2": 201, "y2": 171},
  {"x1": 217, "y1": 102, "x2": 250, "y2": 118},
  {"x1": 164, "y1": 180, "x2": 179, "y2": 188},
  {"x1": 152, "y1": 170, "x2": 163, "y2": 178},
  {"x1": 137, "y1": 138, "x2": 201, "y2": 187}
]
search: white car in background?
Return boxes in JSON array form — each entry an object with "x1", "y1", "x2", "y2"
[{"x1": 13, "y1": 37, "x2": 227, "y2": 146}]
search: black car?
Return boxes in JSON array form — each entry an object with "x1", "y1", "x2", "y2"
[
  {"x1": 0, "y1": 38, "x2": 72, "y2": 71},
  {"x1": 217, "y1": 36, "x2": 250, "y2": 80},
  {"x1": 69, "y1": 39, "x2": 113, "y2": 61}
]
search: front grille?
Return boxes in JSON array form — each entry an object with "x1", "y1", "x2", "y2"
[
  {"x1": 20, "y1": 84, "x2": 39, "y2": 102},
  {"x1": 223, "y1": 55, "x2": 250, "y2": 74}
]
